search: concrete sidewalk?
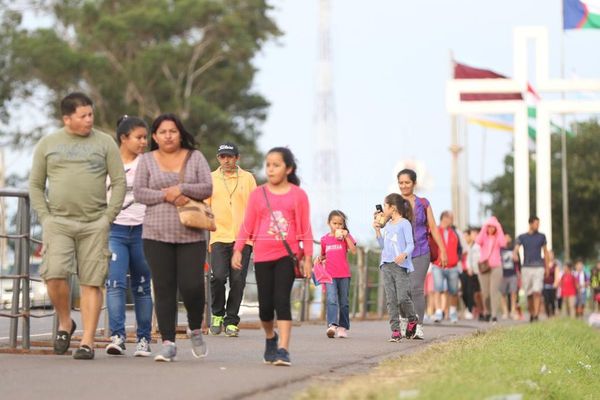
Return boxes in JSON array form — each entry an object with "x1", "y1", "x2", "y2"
[{"x1": 0, "y1": 319, "x2": 521, "y2": 400}]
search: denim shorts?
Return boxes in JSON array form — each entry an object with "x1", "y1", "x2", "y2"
[{"x1": 432, "y1": 265, "x2": 461, "y2": 295}]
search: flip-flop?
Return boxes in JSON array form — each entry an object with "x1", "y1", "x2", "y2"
[{"x1": 53, "y1": 319, "x2": 76, "y2": 355}]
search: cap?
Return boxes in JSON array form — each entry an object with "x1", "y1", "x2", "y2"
[{"x1": 217, "y1": 142, "x2": 239, "y2": 156}]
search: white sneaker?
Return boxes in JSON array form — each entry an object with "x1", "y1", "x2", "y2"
[
  {"x1": 400, "y1": 318, "x2": 408, "y2": 336},
  {"x1": 134, "y1": 337, "x2": 152, "y2": 357},
  {"x1": 463, "y1": 310, "x2": 474, "y2": 320},
  {"x1": 106, "y1": 335, "x2": 126, "y2": 355},
  {"x1": 433, "y1": 310, "x2": 443, "y2": 323},
  {"x1": 413, "y1": 324, "x2": 424, "y2": 340}
]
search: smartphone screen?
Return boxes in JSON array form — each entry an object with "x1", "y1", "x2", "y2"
[{"x1": 375, "y1": 204, "x2": 383, "y2": 213}]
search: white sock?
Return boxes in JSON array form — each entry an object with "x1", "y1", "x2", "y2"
[{"x1": 449, "y1": 306, "x2": 457, "y2": 314}]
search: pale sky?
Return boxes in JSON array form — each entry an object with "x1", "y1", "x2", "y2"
[
  {"x1": 252, "y1": 0, "x2": 600, "y2": 242},
  {"x1": 5, "y1": 0, "x2": 600, "y2": 243}
]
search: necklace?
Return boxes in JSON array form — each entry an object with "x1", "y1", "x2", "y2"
[{"x1": 221, "y1": 167, "x2": 239, "y2": 206}]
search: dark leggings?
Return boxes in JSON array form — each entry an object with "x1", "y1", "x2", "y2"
[
  {"x1": 543, "y1": 288, "x2": 557, "y2": 317},
  {"x1": 254, "y1": 256, "x2": 295, "y2": 321},
  {"x1": 143, "y1": 239, "x2": 206, "y2": 342}
]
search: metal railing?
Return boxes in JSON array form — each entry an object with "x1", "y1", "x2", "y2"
[
  {"x1": 0, "y1": 188, "x2": 388, "y2": 351},
  {"x1": 0, "y1": 189, "x2": 54, "y2": 349}
]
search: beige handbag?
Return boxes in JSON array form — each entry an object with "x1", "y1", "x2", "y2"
[{"x1": 176, "y1": 151, "x2": 216, "y2": 231}]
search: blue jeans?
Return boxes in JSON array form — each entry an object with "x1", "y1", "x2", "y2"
[
  {"x1": 106, "y1": 224, "x2": 153, "y2": 340},
  {"x1": 432, "y1": 265, "x2": 461, "y2": 295},
  {"x1": 326, "y1": 278, "x2": 350, "y2": 329}
]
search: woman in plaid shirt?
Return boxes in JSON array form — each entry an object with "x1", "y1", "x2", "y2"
[{"x1": 134, "y1": 113, "x2": 212, "y2": 362}]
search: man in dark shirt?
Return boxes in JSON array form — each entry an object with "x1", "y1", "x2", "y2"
[{"x1": 513, "y1": 216, "x2": 549, "y2": 322}]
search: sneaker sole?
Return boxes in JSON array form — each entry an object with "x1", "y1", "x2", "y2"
[
  {"x1": 225, "y1": 332, "x2": 239, "y2": 337},
  {"x1": 154, "y1": 355, "x2": 175, "y2": 362},
  {"x1": 106, "y1": 345, "x2": 125, "y2": 356},
  {"x1": 273, "y1": 360, "x2": 291, "y2": 366},
  {"x1": 388, "y1": 338, "x2": 401, "y2": 342},
  {"x1": 134, "y1": 351, "x2": 152, "y2": 357},
  {"x1": 191, "y1": 348, "x2": 208, "y2": 358}
]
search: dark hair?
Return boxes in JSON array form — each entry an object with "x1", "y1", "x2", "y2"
[
  {"x1": 60, "y1": 92, "x2": 93, "y2": 116},
  {"x1": 564, "y1": 262, "x2": 573, "y2": 270},
  {"x1": 397, "y1": 168, "x2": 417, "y2": 184},
  {"x1": 440, "y1": 210, "x2": 452, "y2": 221},
  {"x1": 328, "y1": 210, "x2": 349, "y2": 231},
  {"x1": 149, "y1": 113, "x2": 196, "y2": 151},
  {"x1": 116, "y1": 115, "x2": 149, "y2": 145},
  {"x1": 528, "y1": 216, "x2": 540, "y2": 224},
  {"x1": 468, "y1": 226, "x2": 481, "y2": 235},
  {"x1": 384, "y1": 193, "x2": 413, "y2": 222},
  {"x1": 267, "y1": 147, "x2": 300, "y2": 186}
]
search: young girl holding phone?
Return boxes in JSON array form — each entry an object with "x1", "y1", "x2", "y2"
[{"x1": 374, "y1": 194, "x2": 418, "y2": 342}]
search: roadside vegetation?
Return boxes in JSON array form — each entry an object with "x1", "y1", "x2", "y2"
[{"x1": 298, "y1": 319, "x2": 599, "y2": 400}]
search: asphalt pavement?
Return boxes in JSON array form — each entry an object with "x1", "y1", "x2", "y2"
[{"x1": 0, "y1": 318, "x2": 520, "y2": 400}]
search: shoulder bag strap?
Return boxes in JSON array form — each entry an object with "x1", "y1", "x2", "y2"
[
  {"x1": 178, "y1": 150, "x2": 193, "y2": 184},
  {"x1": 261, "y1": 186, "x2": 295, "y2": 258}
]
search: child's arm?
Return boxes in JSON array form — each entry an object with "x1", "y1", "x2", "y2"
[
  {"x1": 374, "y1": 221, "x2": 384, "y2": 248},
  {"x1": 318, "y1": 240, "x2": 326, "y2": 262},
  {"x1": 344, "y1": 232, "x2": 357, "y2": 255},
  {"x1": 395, "y1": 220, "x2": 414, "y2": 264},
  {"x1": 401, "y1": 220, "x2": 415, "y2": 256}
]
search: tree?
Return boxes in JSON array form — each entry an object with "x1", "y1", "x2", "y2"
[
  {"x1": 481, "y1": 119, "x2": 600, "y2": 261},
  {"x1": 0, "y1": 0, "x2": 280, "y2": 170}
]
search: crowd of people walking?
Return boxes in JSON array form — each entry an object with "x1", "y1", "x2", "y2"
[{"x1": 29, "y1": 92, "x2": 599, "y2": 364}]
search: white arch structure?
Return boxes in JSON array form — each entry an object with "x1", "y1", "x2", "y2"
[{"x1": 446, "y1": 26, "x2": 600, "y2": 248}]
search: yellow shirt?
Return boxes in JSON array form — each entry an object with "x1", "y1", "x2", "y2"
[{"x1": 207, "y1": 166, "x2": 257, "y2": 245}]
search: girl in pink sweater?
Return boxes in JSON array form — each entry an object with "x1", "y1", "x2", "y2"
[{"x1": 232, "y1": 147, "x2": 313, "y2": 367}]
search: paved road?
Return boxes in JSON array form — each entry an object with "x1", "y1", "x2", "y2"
[{"x1": 0, "y1": 319, "x2": 520, "y2": 400}]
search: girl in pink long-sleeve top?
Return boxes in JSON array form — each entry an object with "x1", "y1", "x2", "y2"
[
  {"x1": 232, "y1": 147, "x2": 313, "y2": 367},
  {"x1": 476, "y1": 216, "x2": 507, "y2": 322}
]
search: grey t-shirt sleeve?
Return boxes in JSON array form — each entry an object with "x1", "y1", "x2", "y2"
[{"x1": 28, "y1": 138, "x2": 50, "y2": 222}]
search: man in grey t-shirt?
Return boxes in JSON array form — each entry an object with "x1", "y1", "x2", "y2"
[
  {"x1": 29, "y1": 93, "x2": 125, "y2": 359},
  {"x1": 513, "y1": 216, "x2": 549, "y2": 322}
]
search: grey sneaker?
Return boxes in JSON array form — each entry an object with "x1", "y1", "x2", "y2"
[
  {"x1": 134, "y1": 337, "x2": 152, "y2": 357},
  {"x1": 106, "y1": 335, "x2": 126, "y2": 356},
  {"x1": 190, "y1": 329, "x2": 208, "y2": 358},
  {"x1": 263, "y1": 332, "x2": 279, "y2": 364},
  {"x1": 154, "y1": 341, "x2": 177, "y2": 362},
  {"x1": 210, "y1": 315, "x2": 224, "y2": 335}
]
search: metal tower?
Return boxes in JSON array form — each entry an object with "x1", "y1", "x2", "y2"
[{"x1": 313, "y1": 0, "x2": 340, "y2": 235}]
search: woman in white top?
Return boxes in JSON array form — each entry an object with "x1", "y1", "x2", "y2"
[{"x1": 105, "y1": 116, "x2": 153, "y2": 357}]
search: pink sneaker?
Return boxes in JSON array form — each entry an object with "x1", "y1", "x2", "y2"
[{"x1": 337, "y1": 327, "x2": 348, "y2": 338}]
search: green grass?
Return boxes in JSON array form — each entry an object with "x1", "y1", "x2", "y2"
[{"x1": 297, "y1": 319, "x2": 600, "y2": 400}]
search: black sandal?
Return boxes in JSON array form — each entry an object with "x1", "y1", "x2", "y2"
[{"x1": 54, "y1": 319, "x2": 76, "y2": 355}]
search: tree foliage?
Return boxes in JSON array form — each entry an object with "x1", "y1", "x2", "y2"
[
  {"x1": 0, "y1": 0, "x2": 280, "y2": 170},
  {"x1": 481, "y1": 120, "x2": 600, "y2": 261}
]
